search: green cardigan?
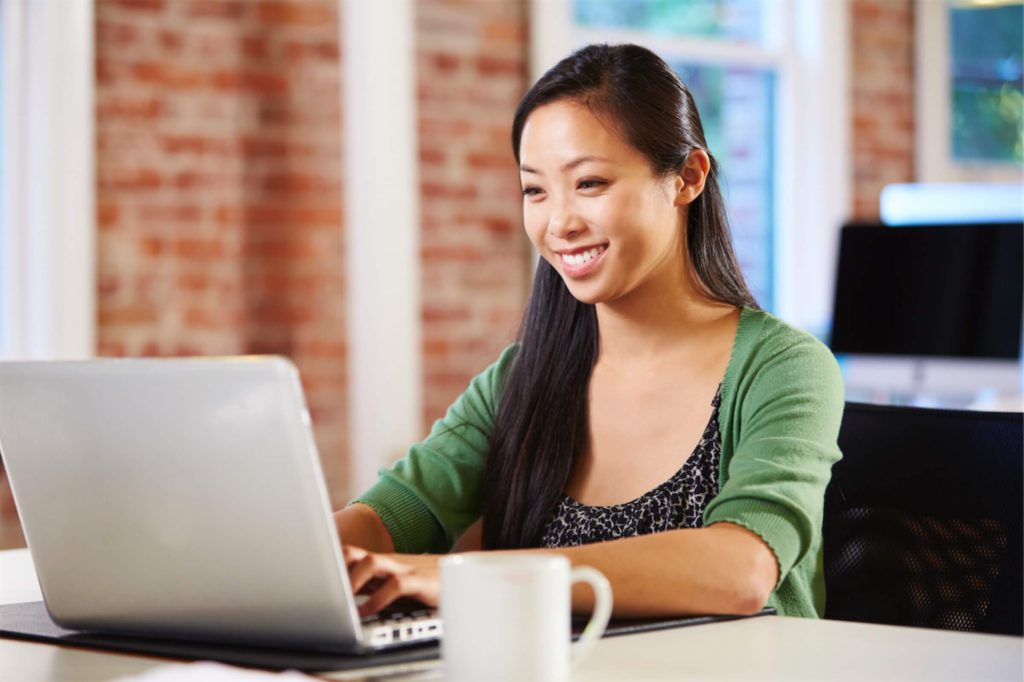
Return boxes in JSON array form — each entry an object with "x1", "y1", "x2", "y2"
[{"x1": 354, "y1": 307, "x2": 845, "y2": 618}]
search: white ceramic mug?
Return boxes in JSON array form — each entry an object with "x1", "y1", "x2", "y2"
[{"x1": 439, "y1": 554, "x2": 613, "y2": 682}]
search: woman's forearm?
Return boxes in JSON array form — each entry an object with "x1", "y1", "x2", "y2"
[
  {"x1": 547, "y1": 522, "x2": 778, "y2": 617},
  {"x1": 334, "y1": 503, "x2": 396, "y2": 554}
]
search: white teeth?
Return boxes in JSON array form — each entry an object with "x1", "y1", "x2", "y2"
[{"x1": 560, "y1": 247, "x2": 603, "y2": 267}]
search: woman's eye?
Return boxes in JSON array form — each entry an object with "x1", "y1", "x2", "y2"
[
  {"x1": 522, "y1": 186, "x2": 543, "y2": 197},
  {"x1": 578, "y1": 179, "x2": 606, "y2": 191}
]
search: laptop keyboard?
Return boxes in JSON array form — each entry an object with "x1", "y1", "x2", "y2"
[{"x1": 359, "y1": 600, "x2": 442, "y2": 647}]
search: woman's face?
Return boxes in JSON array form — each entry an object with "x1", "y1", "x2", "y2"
[{"x1": 518, "y1": 100, "x2": 686, "y2": 306}]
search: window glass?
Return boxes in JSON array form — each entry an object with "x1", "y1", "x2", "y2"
[
  {"x1": 673, "y1": 62, "x2": 775, "y2": 307},
  {"x1": 571, "y1": 0, "x2": 777, "y2": 309},
  {"x1": 573, "y1": 0, "x2": 764, "y2": 43},
  {"x1": 949, "y1": 3, "x2": 1024, "y2": 164}
]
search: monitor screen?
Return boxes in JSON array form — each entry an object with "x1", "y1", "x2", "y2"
[{"x1": 829, "y1": 222, "x2": 1023, "y2": 360}]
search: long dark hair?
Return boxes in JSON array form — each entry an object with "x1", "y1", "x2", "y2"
[{"x1": 481, "y1": 43, "x2": 758, "y2": 549}]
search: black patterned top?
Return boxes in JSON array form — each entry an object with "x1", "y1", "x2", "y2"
[{"x1": 539, "y1": 386, "x2": 722, "y2": 548}]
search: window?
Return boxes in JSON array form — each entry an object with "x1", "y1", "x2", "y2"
[
  {"x1": 950, "y1": 3, "x2": 1023, "y2": 165},
  {"x1": 530, "y1": 0, "x2": 850, "y2": 335},
  {"x1": 917, "y1": 0, "x2": 1024, "y2": 182}
]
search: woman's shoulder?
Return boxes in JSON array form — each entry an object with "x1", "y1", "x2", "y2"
[
  {"x1": 726, "y1": 307, "x2": 843, "y2": 403},
  {"x1": 734, "y1": 306, "x2": 835, "y2": 368}
]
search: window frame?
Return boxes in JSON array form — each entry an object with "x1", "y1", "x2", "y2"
[
  {"x1": 0, "y1": 0, "x2": 95, "y2": 360},
  {"x1": 529, "y1": 0, "x2": 851, "y2": 337},
  {"x1": 915, "y1": 0, "x2": 1023, "y2": 183}
]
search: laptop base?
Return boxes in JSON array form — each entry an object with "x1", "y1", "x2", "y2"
[{"x1": 0, "y1": 600, "x2": 776, "y2": 673}]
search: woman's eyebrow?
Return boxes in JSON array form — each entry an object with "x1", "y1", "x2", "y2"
[{"x1": 520, "y1": 155, "x2": 612, "y2": 175}]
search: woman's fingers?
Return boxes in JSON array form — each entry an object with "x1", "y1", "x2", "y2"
[
  {"x1": 342, "y1": 545, "x2": 368, "y2": 566},
  {"x1": 357, "y1": 571, "x2": 440, "y2": 616},
  {"x1": 343, "y1": 551, "x2": 442, "y2": 615},
  {"x1": 348, "y1": 552, "x2": 397, "y2": 595},
  {"x1": 357, "y1": 575, "x2": 405, "y2": 616}
]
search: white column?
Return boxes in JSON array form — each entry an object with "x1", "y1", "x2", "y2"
[
  {"x1": 776, "y1": 0, "x2": 850, "y2": 337},
  {"x1": 0, "y1": 0, "x2": 95, "y2": 359},
  {"x1": 342, "y1": 0, "x2": 422, "y2": 496}
]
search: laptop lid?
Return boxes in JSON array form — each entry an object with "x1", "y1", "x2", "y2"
[{"x1": 0, "y1": 357, "x2": 366, "y2": 651}]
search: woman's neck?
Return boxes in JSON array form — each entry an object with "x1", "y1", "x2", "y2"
[{"x1": 594, "y1": 265, "x2": 739, "y2": 366}]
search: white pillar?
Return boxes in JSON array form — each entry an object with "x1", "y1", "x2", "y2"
[
  {"x1": 342, "y1": 0, "x2": 422, "y2": 496},
  {"x1": 1, "y1": 0, "x2": 95, "y2": 359}
]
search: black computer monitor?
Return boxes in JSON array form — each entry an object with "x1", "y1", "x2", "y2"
[{"x1": 829, "y1": 222, "x2": 1023, "y2": 360}]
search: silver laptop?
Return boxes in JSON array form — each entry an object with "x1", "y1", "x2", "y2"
[{"x1": 0, "y1": 356, "x2": 440, "y2": 652}]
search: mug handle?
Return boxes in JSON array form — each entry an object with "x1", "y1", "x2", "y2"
[{"x1": 569, "y1": 566, "x2": 613, "y2": 667}]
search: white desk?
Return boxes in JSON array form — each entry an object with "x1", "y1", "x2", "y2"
[{"x1": 1, "y1": 548, "x2": 1021, "y2": 681}]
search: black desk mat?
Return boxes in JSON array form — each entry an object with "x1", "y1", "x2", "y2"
[{"x1": 0, "y1": 600, "x2": 774, "y2": 673}]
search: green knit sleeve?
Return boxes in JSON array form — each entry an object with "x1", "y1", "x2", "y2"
[
  {"x1": 352, "y1": 344, "x2": 518, "y2": 554},
  {"x1": 704, "y1": 330, "x2": 844, "y2": 586}
]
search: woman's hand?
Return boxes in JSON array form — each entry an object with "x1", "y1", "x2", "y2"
[{"x1": 343, "y1": 546, "x2": 441, "y2": 616}]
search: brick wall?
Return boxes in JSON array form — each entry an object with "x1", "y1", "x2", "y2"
[
  {"x1": 850, "y1": 0, "x2": 916, "y2": 219},
  {"x1": 416, "y1": 0, "x2": 532, "y2": 429},
  {"x1": 0, "y1": 1, "x2": 915, "y2": 550},
  {"x1": 95, "y1": 0, "x2": 348, "y2": 499}
]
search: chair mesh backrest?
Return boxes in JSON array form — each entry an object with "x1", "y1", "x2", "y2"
[{"x1": 824, "y1": 403, "x2": 1023, "y2": 635}]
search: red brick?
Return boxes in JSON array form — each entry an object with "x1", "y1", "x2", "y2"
[
  {"x1": 96, "y1": 58, "x2": 117, "y2": 86},
  {"x1": 97, "y1": 22, "x2": 141, "y2": 46},
  {"x1": 97, "y1": 203, "x2": 121, "y2": 229},
  {"x1": 99, "y1": 304, "x2": 159, "y2": 326},
  {"x1": 139, "y1": 236, "x2": 164, "y2": 257},
  {"x1": 161, "y1": 135, "x2": 231, "y2": 155},
  {"x1": 176, "y1": 238, "x2": 226, "y2": 259},
  {"x1": 174, "y1": 171, "x2": 225, "y2": 189},
  {"x1": 421, "y1": 182, "x2": 477, "y2": 200},
  {"x1": 212, "y1": 70, "x2": 290, "y2": 95},
  {"x1": 138, "y1": 204, "x2": 202, "y2": 222},
  {"x1": 132, "y1": 61, "x2": 205, "y2": 89},
  {"x1": 112, "y1": 0, "x2": 164, "y2": 10},
  {"x1": 98, "y1": 96, "x2": 163, "y2": 120},
  {"x1": 242, "y1": 238, "x2": 319, "y2": 259},
  {"x1": 98, "y1": 340, "x2": 128, "y2": 356},
  {"x1": 420, "y1": 147, "x2": 445, "y2": 165},
  {"x1": 258, "y1": 1, "x2": 332, "y2": 26},
  {"x1": 467, "y1": 152, "x2": 513, "y2": 170},
  {"x1": 250, "y1": 303, "x2": 316, "y2": 326},
  {"x1": 186, "y1": 0, "x2": 247, "y2": 19},
  {"x1": 239, "y1": 137, "x2": 291, "y2": 158},
  {"x1": 423, "y1": 305, "x2": 472, "y2": 322},
  {"x1": 158, "y1": 29, "x2": 185, "y2": 53},
  {"x1": 284, "y1": 40, "x2": 340, "y2": 62},
  {"x1": 99, "y1": 274, "x2": 120, "y2": 296},
  {"x1": 242, "y1": 36, "x2": 269, "y2": 60},
  {"x1": 176, "y1": 273, "x2": 210, "y2": 292},
  {"x1": 433, "y1": 52, "x2": 460, "y2": 72},
  {"x1": 105, "y1": 168, "x2": 162, "y2": 191},
  {"x1": 263, "y1": 172, "x2": 322, "y2": 193},
  {"x1": 476, "y1": 56, "x2": 522, "y2": 77},
  {"x1": 484, "y1": 20, "x2": 524, "y2": 44},
  {"x1": 421, "y1": 245, "x2": 487, "y2": 262}
]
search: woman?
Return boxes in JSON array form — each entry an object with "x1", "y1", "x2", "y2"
[{"x1": 334, "y1": 43, "x2": 844, "y2": 619}]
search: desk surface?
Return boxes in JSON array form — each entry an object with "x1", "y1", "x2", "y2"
[{"x1": 1, "y1": 548, "x2": 1021, "y2": 681}]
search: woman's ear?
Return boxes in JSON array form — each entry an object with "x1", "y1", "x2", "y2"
[{"x1": 673, "y1": 149, "x2": 710, "y2": 207}]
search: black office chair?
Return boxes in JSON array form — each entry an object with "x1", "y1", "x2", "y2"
[{"x1": 823, "y1": 402, "x2": 1023, "y2": 636}]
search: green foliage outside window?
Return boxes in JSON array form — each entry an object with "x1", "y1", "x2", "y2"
[
  {"x1": 950, "y1": 4, "x2": 1024, "y2": 164},
  {"x1": 573, "y1": 0, "x2": 763, "y2": 43}
]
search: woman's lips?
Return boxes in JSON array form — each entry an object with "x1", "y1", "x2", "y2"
[{"x1": 557, "y1": 245, "x2": 607, "y2": 279}]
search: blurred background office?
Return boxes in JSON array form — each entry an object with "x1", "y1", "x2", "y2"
[{"x1": 0, "y1": 0, "x2": 1021, "y2": 549}]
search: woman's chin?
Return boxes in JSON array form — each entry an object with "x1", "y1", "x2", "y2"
[{"x1": 560, "y1": 277, "x2": 608, "y2": 305}]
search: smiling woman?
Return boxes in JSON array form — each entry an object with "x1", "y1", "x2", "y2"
[{"x1": 335, "y1": 44, "x2": 844, "y2": 621}]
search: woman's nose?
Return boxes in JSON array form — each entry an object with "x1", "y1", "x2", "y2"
[{"x1": 547, "y1": 202, "x2": 583, "y2": 239}]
